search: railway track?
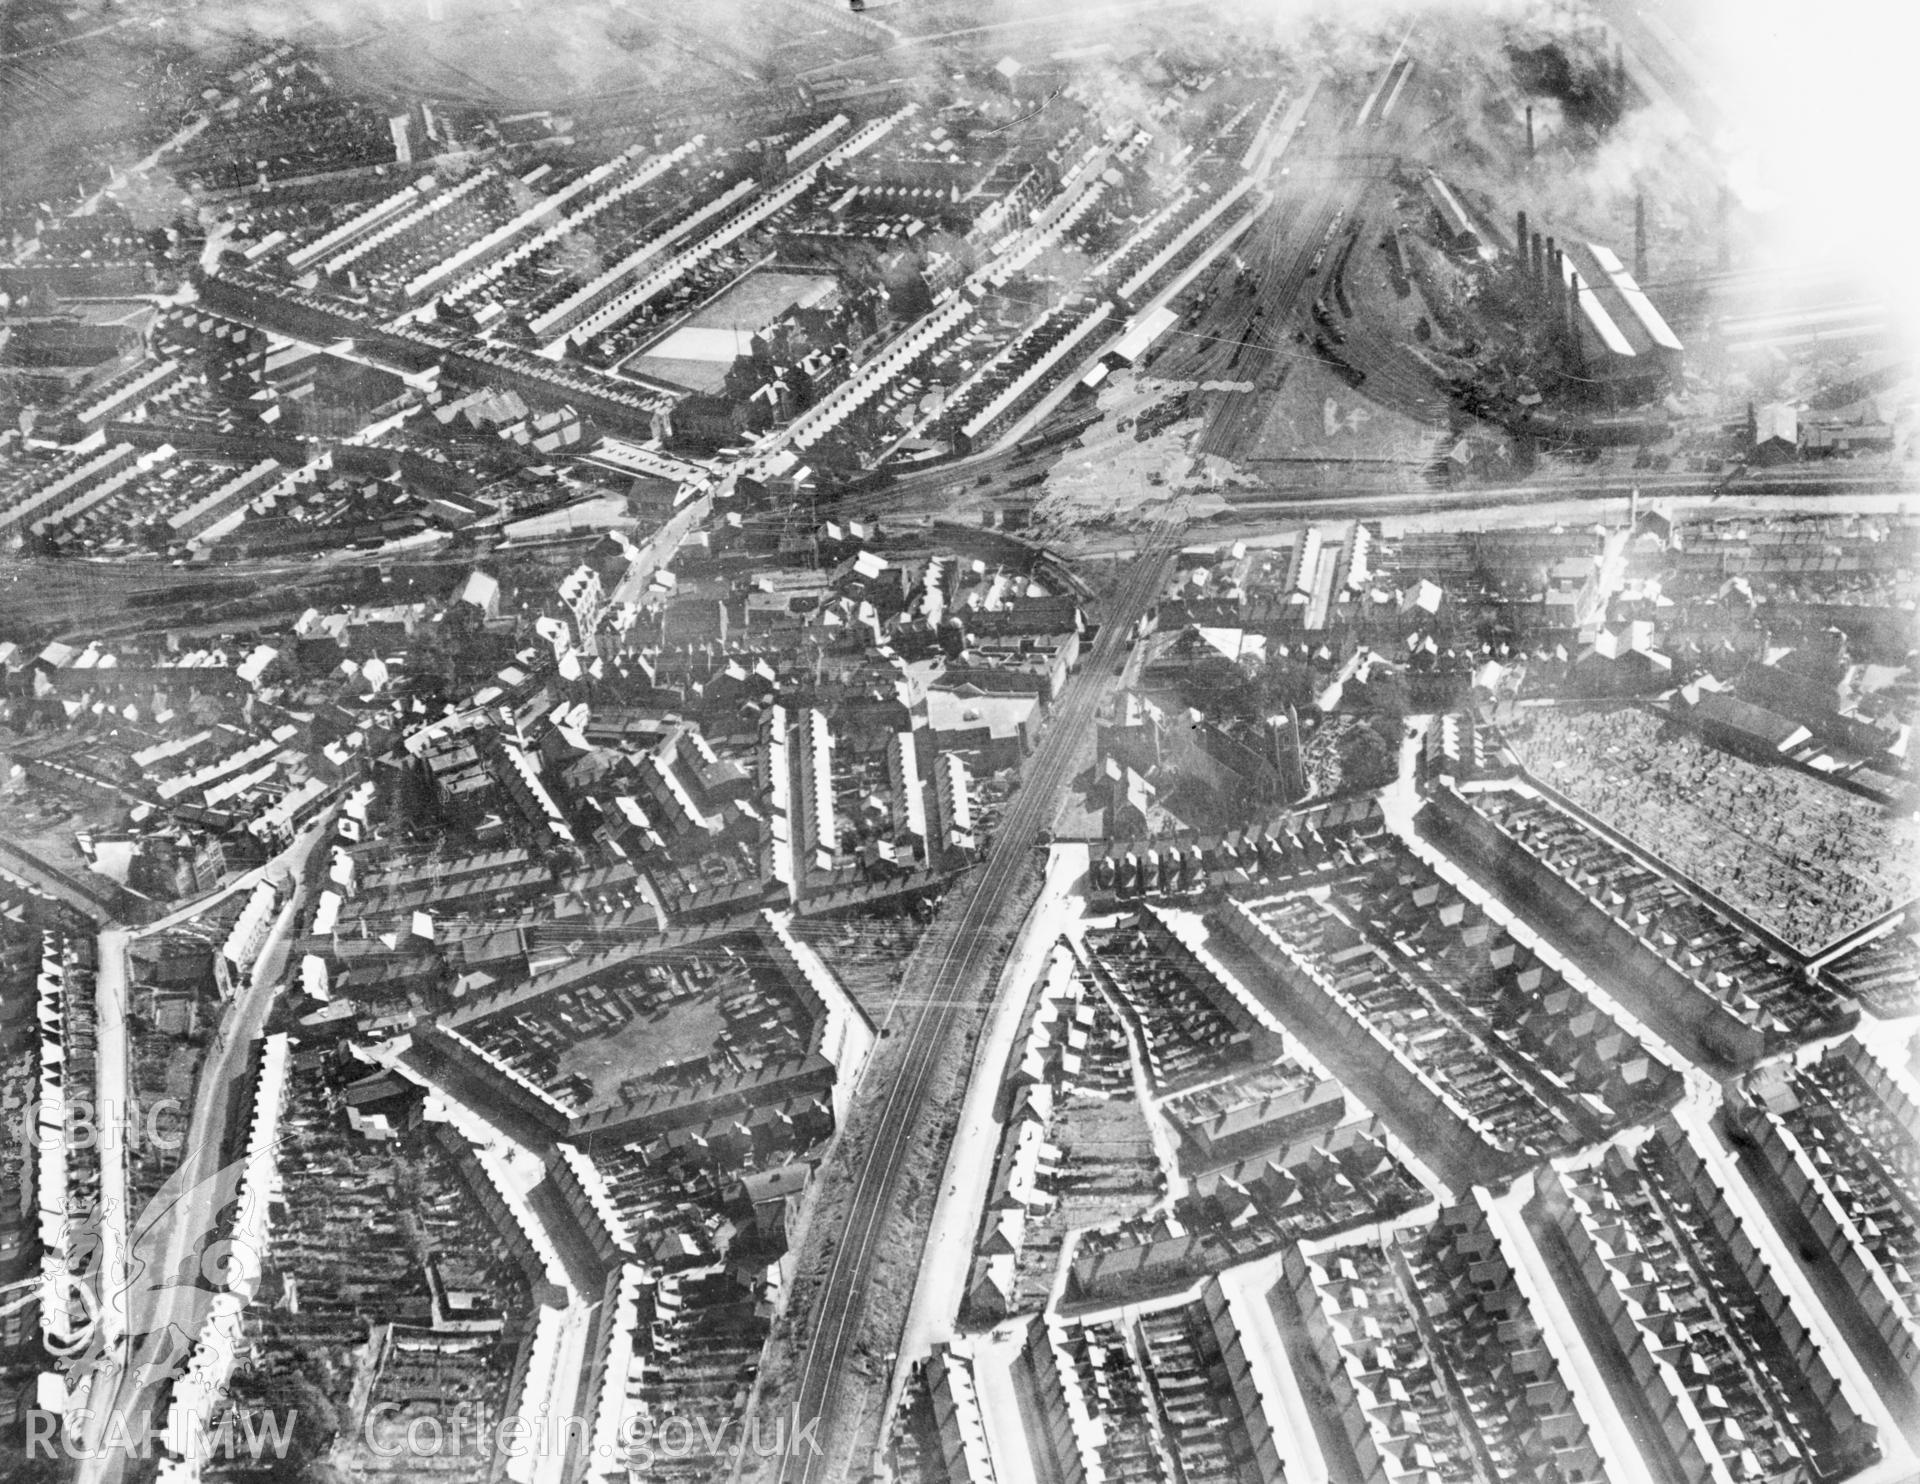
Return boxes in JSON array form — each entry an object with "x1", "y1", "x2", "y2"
[{"x1": 772, "y1": 523, "x2": 1181, "y2": 1483}]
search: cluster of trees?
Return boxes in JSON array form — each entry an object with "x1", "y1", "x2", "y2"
[
  {"x1": 1178, "y1": 651, "x2": 1319, "y2": 721},
  {"x1": 1177, "y1": 644, "x2": 1410, "y2": 795}
]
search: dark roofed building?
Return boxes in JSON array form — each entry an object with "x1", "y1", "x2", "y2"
[{"x1": 1678, "y1": 688, "x2": 1813, "y2": 759}]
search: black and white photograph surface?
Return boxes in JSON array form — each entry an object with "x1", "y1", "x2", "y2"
[{"x1": 0, "y1": 0, "x2": 1914, "y2": 1480}]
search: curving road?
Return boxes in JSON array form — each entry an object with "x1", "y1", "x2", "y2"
[
  {"x1": 77, "y1": 822, "x2": 327, "y2": 1484},
  {"x1": 775, "y1": 525, "x2": 1181, "y2": 1484}
]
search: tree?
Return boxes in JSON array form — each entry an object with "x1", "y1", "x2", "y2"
[
  {"x1": 1337, "y1": 721, "x2": 1397, "y2": 792},
  {"x1": 1347, "y1": 665, "x2": 1410, "y2": 732},
  {"x1": 1260, "y1": 657, "x2": 1319, "y2": 713},
  {"x1": 1182, "y1": 655, "x2": 1257, "y2": 719}
]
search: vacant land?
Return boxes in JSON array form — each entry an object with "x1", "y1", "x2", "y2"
[
  {"x1": 789, "y1": 906, "x2": 940, "y2": 1022},
  {"x1": 1031, "y1": 372, "x2": 1236, "y2": 540},
  {"x1": 1013, "y1": 1075, "x2": 1165, "y2": 1311},
  {"x1": 556, "y1": 996, "x2": 728, "y2": 1101},
  {"x1": 1244, "y1": 346, "x2": 1440, "y2": 468},
  {"x1": 1509, "y1": 703, "x2": 1920, "y2": 952}
]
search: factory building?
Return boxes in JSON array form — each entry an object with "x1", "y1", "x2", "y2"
[{"x1": 1512, "y1": 208, "x2": 1683, "y2": 402}]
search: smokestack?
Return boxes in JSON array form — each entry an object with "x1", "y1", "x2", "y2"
[
  {"x1": 1633, "y1": 194, "x2": 1647, "y2": 280},
  {"x1": 1567, "y1": 269, "x2": 1586, "y2": 375},
  {"x1": 1546, "y1": 237, "x2": 1560, "y2": 310},
  {"x1": 1516, "y1": 210, "x2": 1528, "y2": 270},
  {"x1": 1525, "y1": 105, "x2": 1535, "y2": 157},
  {"x1": 1531, "y1": 231, "x2": 1546, "y2": 296}
]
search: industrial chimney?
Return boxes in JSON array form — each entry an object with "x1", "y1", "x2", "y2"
[
  {"x1": 1516, "y1": 210, "x2": 1529, "y2": 274},
  {"x1": 1525, "y1": 105, "x2": 1535, "y2": 157},
  {"x1": 1566, "y1": 268, "x2": 1586, "y2": 375}
]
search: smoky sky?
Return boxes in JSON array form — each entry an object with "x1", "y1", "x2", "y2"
[{"x1": 16, "y1": 0, "x2": 1908, "y2": 349}]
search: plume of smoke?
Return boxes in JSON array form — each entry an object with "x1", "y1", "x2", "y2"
[
  {"x1": 27, "y1": 0, "x2": 1896, "y2": 355},
  {"x1": 174, "y1": 0, "x2": 769, "y2": 109},
  {"x1": 1391, "y1": 4, "x2": 1714, "y2": 274},
  {"x1": 502, "y1": 173, "x2": 540, "y2": 217},
  {"x1": 552, "y1": 230, "x2": 603, "y2": 288},
  {"x1": 109, "y1": 169, "x2": 196, "y2": 235},
  {"x1": 1026, "y1": 237, "x2": 1100, "y2": 304},
  {"x1": 1067, "y1": 56, "x2": 1170, "y2": 142},
  {"x1": 1674, "y1": 0, "x2": 1916, "y2": 341}
]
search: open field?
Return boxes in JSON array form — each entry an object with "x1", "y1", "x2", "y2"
[
  {"x1": 1011, "y1": 1013, "x2": 1163, "y2": 1310},
  {"x1": 555, "y1": 996, "x2": 728, "y2": 1101},
  {"x1": 1243, "y1": 350, "x2": 1441, "y2": 466}
]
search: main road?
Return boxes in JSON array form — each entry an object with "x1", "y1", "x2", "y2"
[
  {"x1": 769, "y1": 60, "x2": 1432, "y2": 1480},
  {"x1": 773, "y1": 525, "x2": 1182, "y2": 1483}
]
